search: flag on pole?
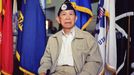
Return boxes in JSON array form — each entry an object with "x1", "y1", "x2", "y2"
[
  {"x1": 105, "y1": 0, "x2": 117, "y2": 74},
  {"x1": 16, "y1": 0, "x2": 46, "y2": 74},
  {"x1": 12, "y1": 0, "x2": 18, "y2": 35},
  {"x1": 12, "y1": 0, "x2": 20, "y2": 74},
  {"x1": 95, "y1": 0, "x2": 107, "y2": 74},
  {"x1": 1, "y1": 0, "x2": 13, "y2": 74},
  {"x1": 0, "y1": 0, "x2": 2, "y2": 73},
  {"x1": 131, "y1": 17, "x2": 134, "y2": 75},
  {"x1": 70, "y1": 0, "x2": 93, "y2": 30},
  {"x1": 130, "y1": 13, "x2": 134, "y2": 75},
  {"x1": 115, "y1": 0, "x2": 134, "y2": 74},
  {"x1": 95, "y1": 0, "x2": 117, "y2": 74},
  {"x1": 13, "y1": 0, "x2": 18, "y2": 55}
]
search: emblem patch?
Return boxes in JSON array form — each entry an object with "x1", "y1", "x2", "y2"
[{"x1": 61, "y1": 4, "x2": 67, "y2": 10}]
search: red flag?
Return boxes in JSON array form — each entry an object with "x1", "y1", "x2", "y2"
[
  {"x1": 0, "y1": 0, "x2": 2, "y2": 72},
  {"x1": 1, "y1": 0, "x2": 13, "y2": 74}
]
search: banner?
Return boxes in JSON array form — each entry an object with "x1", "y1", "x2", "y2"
[
  {"x1": 70, "y1": 0, "x2": 93, "y2": 30},
  {"x1": 16, "y1": 0, "x2": 46, "y2": 74},
  {"x1": 95, "y1": 0, "x2": 117, "y2": 74},
  {"x1": 1, "y1": 0, "x2": 13, "y2": 74},
  {"x1": 13, "y1": 0, "x2": 18, "y2": 35},
  {"x1": 0, "y1": 0, "x2": 2, "y2": 73},
  {"x1": 115, "y1": 0, "x2": 134, "y2": 75}
]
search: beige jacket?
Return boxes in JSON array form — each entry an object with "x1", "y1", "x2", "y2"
[{"x1": 38, "y1": 27, "x2": 102, "y2": 75}]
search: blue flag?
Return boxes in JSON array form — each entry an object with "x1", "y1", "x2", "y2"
[
  {"x1": 70, "y1": 0, "x2": 93, "y2": 30},
  {"x1": 16, "y1": 0, "x2": 46, "y2": 74}
]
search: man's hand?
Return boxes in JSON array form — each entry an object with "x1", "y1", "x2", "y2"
[{"x1": 39, "y1": 72, "x2": 46, "y2": 75}]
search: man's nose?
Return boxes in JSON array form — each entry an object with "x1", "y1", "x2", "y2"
[{"x1": 65, "y1": 15, "x2": 71, "y2": 19}]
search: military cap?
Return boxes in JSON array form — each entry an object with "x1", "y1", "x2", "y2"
[{"x1": 57, "y1": 0, "x2": 76, "y2": 16}]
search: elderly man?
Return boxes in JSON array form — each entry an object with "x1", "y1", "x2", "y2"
[{"x1": 38, "y1": 0, "x2": 102, "y2": 75}]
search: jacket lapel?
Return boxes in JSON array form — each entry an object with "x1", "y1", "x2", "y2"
[
  {"x1": 72, "y1": 27, "x2": 85, "y2": 72},
  {"x1": 53, "y1": 31, "x2": 63, "y2": 61}
]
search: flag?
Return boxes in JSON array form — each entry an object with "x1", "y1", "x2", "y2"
[
  {"x1": 13, "y1": 0, "x2": 18, "y2": 53},
  {"x1": 1, "y1": 0, "x2": 13, "y2": 74},
  {"x1": 131, "y1": 17, "x2": 134, "y2": 75},
  {"x1": 105, "y1": 0, "x2": 117, "y2": 74},
  {"x1": 0, "y1": 0, "x2": 2, "y2": 73},
  {"x1": 12, "y1": 0, "x2": 18, "y2": 35},
  {"x1": 12, "y1": 0, "x2": 22, "y2": 74},
  {"x1": 70, "y1": 0, "x2": 93, "y2": 30},
  {"x1": 115, "y1": 0, "x2": 134, "y2": 75},
  {"x1": 95, "y1": 0, "x2": 117, "y2": 74},
  {"x1": 16, "y1": 0, "x2": 46, "y2": 74}
]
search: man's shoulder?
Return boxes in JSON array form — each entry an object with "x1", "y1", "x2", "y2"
[
  {"x1": 79, "y1": 30, "x2": 94, "y2": 38},
  {"x1": 48, "y1": 31, "x2": 61, "y2": 39}
]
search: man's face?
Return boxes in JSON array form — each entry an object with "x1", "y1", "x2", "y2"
[{"x1": 57, "y1": 10, "x2": 77, "y2": 29}]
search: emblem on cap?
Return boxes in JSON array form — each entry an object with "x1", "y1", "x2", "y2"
[{"x1": 61, "y1": 4, "x2": 67, "y2": 10}]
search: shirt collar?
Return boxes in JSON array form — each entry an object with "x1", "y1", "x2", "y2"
[{"x1": 61, "y1": 27, "x2": 75, "y2": 37}]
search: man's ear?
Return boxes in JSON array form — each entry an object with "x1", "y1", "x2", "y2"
[{"x1": 56, "y1": 16, "x2": 60, "y2": 24}]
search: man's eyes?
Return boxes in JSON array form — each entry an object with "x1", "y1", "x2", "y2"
[
  {"x1": 61, "y1": 13, "x2": 74, "y2": 15},
  {"x1": 70, "y1": 13, "x2": 74, "y2": 15},
  {"x1": 60, "y1": 13, "x2": 66, "y2": 15}
]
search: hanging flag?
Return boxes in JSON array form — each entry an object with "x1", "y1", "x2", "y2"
[
  {"x1": 70, "y1": 0, "x2": 93, "y2": 30},
  {"x1": 105, "y1": 0, "x2": 117, "y2": 74},
  {"x1": 115, "y1": 0, "x2": 134, "y2": 75},
  {"x1": 95, "y1": 0, "x2": 117, "y2": 74},
  {"x1": 0, "y1": 0, "x2": 2, "y2": 73},
  {"x1": 131, "y1": 17, "x2": 134, "y2": 75},
  {"x1": 12, "y1": 0, "x2": 21, "y2": 74},
  {"x1": 12, "y1": 0, "x2": 18, "y2": 35},
  {"x1": 95, "y1": 0, "x2": 107, "y2": 74},
  {"x1": 1, "y1": 0, "x2": 13, "y2": 74},
  {"x1": 16, "y1": 0, "x2": 46, "y2": 74}
]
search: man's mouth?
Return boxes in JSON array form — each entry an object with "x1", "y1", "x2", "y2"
[{"x1": 65, "y1": 22, "x2": 71, "y2": 24}]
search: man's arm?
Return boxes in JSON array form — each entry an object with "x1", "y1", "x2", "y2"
[
  {"x1": 38, "y1": 37, "x2": 52, "y2": 74},
  {"x1": 79, "y1": 37, "x2": 102, "y2": 75}
]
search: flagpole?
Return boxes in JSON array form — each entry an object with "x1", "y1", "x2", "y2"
[{"x1": 127, "y1": 16, "x2": 131, "y2": 75}]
